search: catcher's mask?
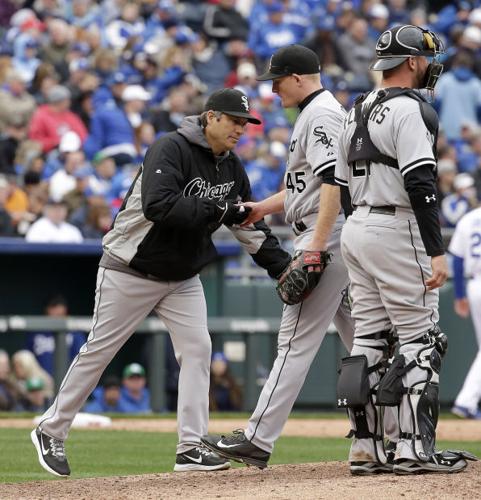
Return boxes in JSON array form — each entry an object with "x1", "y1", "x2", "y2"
[{"x1": 370, "y1": 24, "x2": 444, "y2": 91}]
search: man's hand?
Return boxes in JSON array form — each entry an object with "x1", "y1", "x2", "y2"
[
  {"x1": 454, "y1": 298, "x2": 470, "y2": 318},
  {"x1": 426, "y1": 254, "x2": 448, "y2": 290},
  {"x1": 240, "y1": 201, "x2": 265, "y2": 226}
]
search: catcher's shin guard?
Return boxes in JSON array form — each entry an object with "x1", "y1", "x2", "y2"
[
  {"x1": 396, "y1": 327, "x2": 447, "y2": 462},
  {"x1": 338, "y1": 331, "x2": 393, "y2": 464}
]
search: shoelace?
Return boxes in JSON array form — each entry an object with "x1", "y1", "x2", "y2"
[
  {"x1": 221, "y1": 429, "x2": 246, "y2": 445},
  {"x1": 50, "y1": 438, "x2": 66, "y2": 460},
  {"x1": 195, "y1": 446, "x2": 216, "y2": 457}
]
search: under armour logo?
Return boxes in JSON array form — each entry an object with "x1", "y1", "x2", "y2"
[
  {"x1": 338, "y1": 398, "x2": 347, "y2": 406},
  {"x1": 355, "y1": 410, "x2": 364, "y2": 417},
  {"x1": 356, "y1": 137, "x2": 363, "y2": 152},
  {"x1": 425, "y1": 194, "x2": 436, "y2": 203},
  {"x1": 241, "y1": 95, "x2": 249, "y2": 111}
]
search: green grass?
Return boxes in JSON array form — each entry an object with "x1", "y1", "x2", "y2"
[{"x1": 3, "y1": 428, "x2": 481, "y2": 484}]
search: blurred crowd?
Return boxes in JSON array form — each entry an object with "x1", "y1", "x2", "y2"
[
  {"x1": 0, "y1": 293, "x2": 242, "y2": 413},
  {"x1": 0, "y1": 0, "x2": 480, "y2": 240}
]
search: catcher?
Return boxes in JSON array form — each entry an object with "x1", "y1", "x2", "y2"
[{"x1": 202, "y1": 45, "x2": 355, "y2": 468}]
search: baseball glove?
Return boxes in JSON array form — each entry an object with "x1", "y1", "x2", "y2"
[{"x1": 276, "y1": 250, "x2": 331, "y2": 305}]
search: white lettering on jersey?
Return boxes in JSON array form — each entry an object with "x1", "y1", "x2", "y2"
[{"x1": 183, "y1": 177, "x2": 235, "y2": 200}]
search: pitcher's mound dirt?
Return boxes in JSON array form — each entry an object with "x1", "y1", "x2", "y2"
[{"x1": 2, "y1": 461, "x2": 481, "y2": 499}]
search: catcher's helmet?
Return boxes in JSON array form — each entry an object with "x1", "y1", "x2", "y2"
[{"x1": 370, "y1": 25, "x2": 444, "y2": 71}]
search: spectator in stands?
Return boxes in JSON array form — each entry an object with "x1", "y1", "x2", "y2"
[
  {"x1": 209, "y1": 352, "x2": 242, "y2": 412},
  {"x1": 19, "y1": 376, "x2": 49, "y2": 412},
  {"x1": 0, "y1": 349, "x2": 21, "y2": 411},
  {"x1": 11, "y1": 349, "x2": 54, "y2": 400},
  {"x1": 203, "y1": 0, "x2": 249, "y2": 44},
  {"x1": 367, "y1": 3, "x2": 390, "y2": 41},
  {"x1": 78, "y1": 200, "x2": 113, "y2": 238},
  {"x1": 435, "y1": 51, "x2": 481, "y2": 141},
  {"x1": 0, "y1": 115, "x2": 30, "y2": 176},
  {"x1": 84, "y1": 375, "x2": 124, "y2": 413},
  {"x1": 304, "y1": 16, "x2": 343, "y2": 74},
  {"x1": 12, "y1": 36, "x2": 41, "y2": 85},
  {"x1": 84, "y1": 84, "x2": 150, "y2": 166},
  {"x1": 191, "y1": 34, "x2": 230, "y2": 95},
  {"x1": 119, "y1": 363, "x2": 151, "y2": 414},
  {"x1": 91, "y1": 70, "x2": 127, "y2": 110},
  {"x1": 3, "y1": 175, "x2": 29, "y2": 232},
  {"x1": 39, "y1": 18, "x2": 71, "y2": 81},
  {"x1": 150, "y1": 86, "x2": 190, "y2": 134},
  {"x1": 248, "y1": 2, "x2": 299, "y2": 65},
  {"x1": 336, "y1": 16, "x2": 375, "y2": 91},
  {"x1": 245, "y1": 140, "x2": 285, "y2": 202},
  {"x1": 88, "y1": 152, "x2": 116, "y2": 199},
  {"x1": 48, "y1": 149, "x2": 88, "y2": 202},
  {"x1": 26, "y1": 294, "x2": 86, "y2": 376},
  {"x1": 437, "y1": 158, "x2": 458, "y2": 205},
  {"x1": 442, "y1": 173, "x2": 478, "y2": 227},
  {"x1": 63, "y1": 164, "x2": 94, "y2": 215},
  {"x1": 0, "y1": 69, "x2": 36, "y2": 133},
  {"x1": 28, "y1": 84, "x2": 88, "y2": 153},
  {"x1": 25, "y1": 198, "x2": 84, "y2": 243},
  {"x1": 0, "y1": 176, "x2": 15, "y2": 235}
]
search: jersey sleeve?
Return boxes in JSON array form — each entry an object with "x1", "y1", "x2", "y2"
[
  {"x1": 306, "y1": 111, "x2": 342, "y2": 177},
  {"x1": 394, "y1": 105, "x2": 436, "y2": 176},
  {"x1": 448, "y1": 217, "x2": 467, "y2": 258}
]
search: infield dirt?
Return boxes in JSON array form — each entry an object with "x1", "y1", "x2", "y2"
[{"x1": 3, "y1": 418, "x2": 480, "y2": 499}]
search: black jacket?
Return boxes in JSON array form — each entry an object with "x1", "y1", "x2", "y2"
[{"x1": 101, "y1": 116, "x2": 290, "y2": 281}]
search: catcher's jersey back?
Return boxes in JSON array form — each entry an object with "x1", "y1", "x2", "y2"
[
  {"x1": 449, "y1": 206, "x2": 481, "y2": 277},
  {"x1": 284, "y1": 90, "x2": 345, "y2": 224},
  {"x1": 335, "y1": 90, "x2": 436, "y2": 206}
]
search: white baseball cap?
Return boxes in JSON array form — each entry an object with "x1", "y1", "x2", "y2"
[
  {"x1": 59, "y1": 131, "x2": 81, "y2": 153},
  {"x1": 122, "y1": 85, "x2": 151, "y2": 102}
]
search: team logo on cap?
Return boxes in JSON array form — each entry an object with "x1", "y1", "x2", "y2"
[{"x1": 241, "y1": 95, "x2": 249, "y2": 111}]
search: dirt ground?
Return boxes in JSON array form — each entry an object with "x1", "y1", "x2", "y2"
[{"x1": 3, "y1": 418, "x2": 481, "y2": 499}]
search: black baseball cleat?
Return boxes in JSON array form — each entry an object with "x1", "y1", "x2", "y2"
[
  {"x1": 201, "y1": 430, "x2": 270, "y2": 469},
  {"x1": 174, "y1": 445, "x2": 230, "y2": 472},
  {"x1": 350, "y1": 461, "x2": 393, "y2": 475},
  {"x1": 393, "y1": 450, "x2": 477, "y2": 475},
  {"x1": 31, "y1": 427, "x2": 71, "y2": 477}
]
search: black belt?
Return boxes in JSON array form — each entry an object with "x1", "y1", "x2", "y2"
[{"x1": 355, "y1": 205, "x2": 396, "y2": 215}]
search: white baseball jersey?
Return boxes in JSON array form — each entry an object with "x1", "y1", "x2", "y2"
[
  {"x1": 449, "y1": 206, "x2": 481, "y2": 277},
  {"x1": 284, "y1": 90, "x2": 345, "y2": 224},
  {"x1": 335, "y1": 90, "x2": 436, "y2": 206}
]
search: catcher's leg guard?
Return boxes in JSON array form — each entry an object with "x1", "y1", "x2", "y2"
[
  {"x1": 395, "y1": 326, "x2": 447, "y2": 462},
  {"x1": 337, "y1": 330, "x2": 393, "y2": 468}
]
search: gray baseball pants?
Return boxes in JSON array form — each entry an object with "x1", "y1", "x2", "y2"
[
  {"x1": 245, "y1": 223, "x2": 355, "y2": 453},
  {"x1": 38, "y1": 267, "x2": 211, "y2": 454}
]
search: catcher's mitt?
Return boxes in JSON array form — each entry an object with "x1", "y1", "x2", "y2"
[{"x1": 276, "y1": 250, "x2": 331, "y2": 305}]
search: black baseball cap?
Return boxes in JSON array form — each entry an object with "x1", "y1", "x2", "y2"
[
  {"x1": 257, "y1": 45, "x2": 321, "y2": 81},
  {"x1": 204, "y1": 88, "x2": 261, "y2": 124}
]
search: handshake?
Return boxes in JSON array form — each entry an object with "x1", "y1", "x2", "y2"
[{"x1": 214, "y1": 200, "x2": 252, "y2": 226}]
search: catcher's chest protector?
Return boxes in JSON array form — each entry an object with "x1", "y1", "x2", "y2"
[{"x1": 347, "y1": 87, "x2": 439, "y2": 169}]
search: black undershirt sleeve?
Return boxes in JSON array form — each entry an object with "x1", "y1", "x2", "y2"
[
  {"x1": 340, "y1": 185, "x2": 353, "y2": 218},
  {"x1": 404, "y1": 164, "x2": 444, "y2": 257}
]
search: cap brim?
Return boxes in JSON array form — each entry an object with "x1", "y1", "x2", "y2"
[
  {"x1": 370, "y1": 57, "x2": 408, "y2": 71},
  {"x1": 256, "y1": 70, "x2": 288, "y2": 81},
  {"x1": 225, "y1": 111, "x2": 262, "y2": 125}
]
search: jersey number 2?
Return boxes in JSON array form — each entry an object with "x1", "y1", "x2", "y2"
[
  {"x1": 286, "y1": 172, "x2": 306, "y2": 193},
  {"x1": 471, "y1": 232, "x2": 481, "y2": 258}
]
